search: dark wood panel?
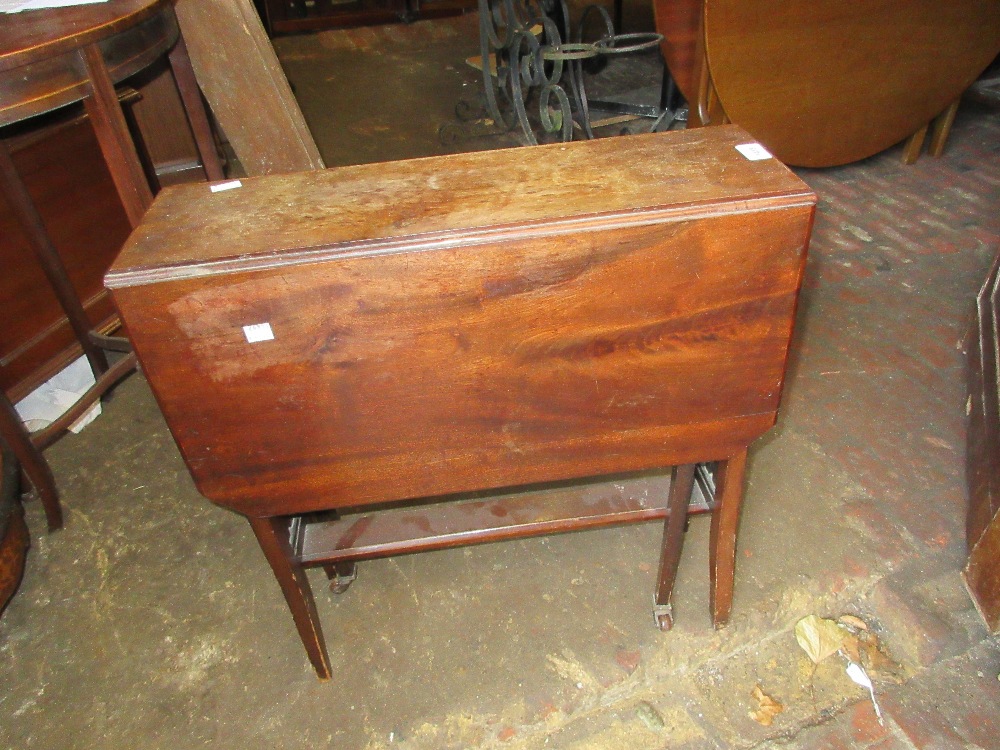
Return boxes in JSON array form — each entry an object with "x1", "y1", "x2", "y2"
[
  {"x1": 0, "y1": 113, "x2": 130, "y2": 401},
  {"x1": 111, "y1": 211, "x2": 805, "y2": 515}
]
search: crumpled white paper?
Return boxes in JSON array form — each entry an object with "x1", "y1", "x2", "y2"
[{"x1": 15, "y1": 356, "x2": 101, "y2": 434}]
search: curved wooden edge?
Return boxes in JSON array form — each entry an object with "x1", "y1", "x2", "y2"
[{"x1": 0, "y1": 0, "x2": 173, "y2": 73}]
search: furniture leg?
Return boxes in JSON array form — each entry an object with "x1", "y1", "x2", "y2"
[
  {"x1": 928, "y1": 98, "x2": 960, "y2": 158},
  {"x1": 708, "y1": 448, "x2": 748, "y2": 627},
  {"x1": 902, "y1": 123, "x2": 928, "y2": 165},
  {"x1": 247, "y1": 515, "x2": 331, "y2": 679},
  {"x1": 322, "y1": 561, "x2": 358, "y2": 594},
  {"x1": 0, "y1": 393, "x2": 60, "y2": 531},
  {"x1": 654, "y1": 463, "x2": 695, "y2": 631},
  {"x1": 0, "y1": 142, "x2": 109, "y2": 376},
  {"x1": 166, "y1": 32, "x2": 226, "y2": 182},
  {"x1": 80, "y1": 43, "x2": 154, "y2": 227}
]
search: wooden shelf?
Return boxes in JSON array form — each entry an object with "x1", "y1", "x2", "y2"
[{"x1": 292, "y1": 470, "x2": 716, "y2": 566}]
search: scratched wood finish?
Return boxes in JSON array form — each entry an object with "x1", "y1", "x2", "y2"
[
  {"x1": 108, "y1": 126, "x2": 815, "y2": 519},
  {"x1": 174, "y1": 0, "x2": 325, "y2": 176}
]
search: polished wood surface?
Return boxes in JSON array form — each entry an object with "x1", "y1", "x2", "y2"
[
  {"x1": 0, "y1": 0, "x2": 177, "y2": 127},
  {"x1": 108, "y1": 126, "x2": 815, "y2": 676},
  {"x1": 703, "y1": 0, "x2": 1000, "y2": 167},
  {"x1": 651, "y1": 0, "x2": 703, "y2": 114},
  {"x1": 108, "y1": 126, "x2": 814, "y2": 517},
  {"x1": 652, "y1": 0, "x2": 1000, "y2": 165}
]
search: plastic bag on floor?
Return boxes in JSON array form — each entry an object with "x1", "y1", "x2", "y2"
[{"x1": 15, "y1": 356, "x2": 100, "y2": 434}]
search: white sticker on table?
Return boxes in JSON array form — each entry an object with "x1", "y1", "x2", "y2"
[
  {"x1": 210, "y1": 180, "x2": 243, "y2": 193},
  {"x1": 735, "y1": 143, "x2": 773, "y2": 161},
  {"x1": 243, "y1": 323, "x2": 274, "y2": 343}
]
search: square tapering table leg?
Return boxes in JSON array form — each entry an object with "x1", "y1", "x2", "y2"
[
  {"x1": 709, "y1": 448, "x2": 748, "y2": 627},
  {"x1": 248, "y1": 515, "x2": 332, "y2": 679},
  {"x1": 654, "y1": 463, "x2": 696, "y2": 631}
]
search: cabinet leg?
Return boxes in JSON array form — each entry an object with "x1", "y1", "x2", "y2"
[
  {"x1": 247, "y1": 516, "x2": 331, "y2": 679},
  {"x1": 902, "y1": 123, "x2": 928, "y2": 165},
  {"x1": 929, "y1": 99, "x2": 960, "y2": 158},
  {"x1": 709, "y1": 448, "x2": 748, "y2": 627},
  {"x1": 0, "y1": 392, "x2": 61, "y2": 531},
  {"x1": 80, "y1": 43, "x2": 154, "y2": 227},
  {"x1": 654, "y1": 463, "x2": 695, "y2": 631},
  {"x1": 167, "y1": 31, "x2": 226, "y2": 182}
]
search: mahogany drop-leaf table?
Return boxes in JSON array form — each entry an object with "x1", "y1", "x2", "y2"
[{"x1": 106, "y1": 125, "x2": 816, "y2": 679}]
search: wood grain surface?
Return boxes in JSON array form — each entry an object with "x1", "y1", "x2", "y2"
[
  {"x1": 0, "y1": 0, "x2": 178, "y2": 127},
  {"x1": 965, "y1": 252, "x2": 1000, "y2": 632},
  {"x1": 109, "y1": 127, "x2": 815, "y2": 518},
  {"x1": 174, "y1": 0, "x2": 325, "y2": 176},
  {"x1": 703, "y1": 0, "x2": 1000, "y2": 166}
]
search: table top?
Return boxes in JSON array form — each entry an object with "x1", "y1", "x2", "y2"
[
  {"x1": 704, "y1": 0, "x2": 1000, "y2": 167},
  {"x1": 0, "y1": 0, "x2": 176, "y2": 126},
  {"x1": 107, "y1": 125, "x2": 813, "y2": 286},
  {"x1": 0, "y1": 0, "x2": 168, "y2": 71}
]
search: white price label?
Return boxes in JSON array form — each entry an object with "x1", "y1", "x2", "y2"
[
  {"x1": 243, "y1": 323, "x2": 274, "y2": 343},
  {"x1": 210, "y1": 180, "x2": 243, "y2": 193},
  {"x1": 735, "y1": 143, "x2": 773, "y2": 161}
]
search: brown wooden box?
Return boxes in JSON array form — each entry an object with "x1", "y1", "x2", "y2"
[{"x1": 106, "y1": 125, "x2": 816, "y2": 677}]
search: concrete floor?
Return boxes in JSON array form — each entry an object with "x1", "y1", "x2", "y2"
[{"x1": 3, "y1": 9, "x2": 1000, "y2": 750}]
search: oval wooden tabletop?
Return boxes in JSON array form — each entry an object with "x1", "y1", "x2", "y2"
[
  {"x1": 703, "y1": 0, "x2": 1000, "y2": 167},
  {"x1": 0, "y1": 0, "x2": 168, "y2": 72},
  {"x1": 652, "y1": 0, "x2": 702, "y2": 106}
]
